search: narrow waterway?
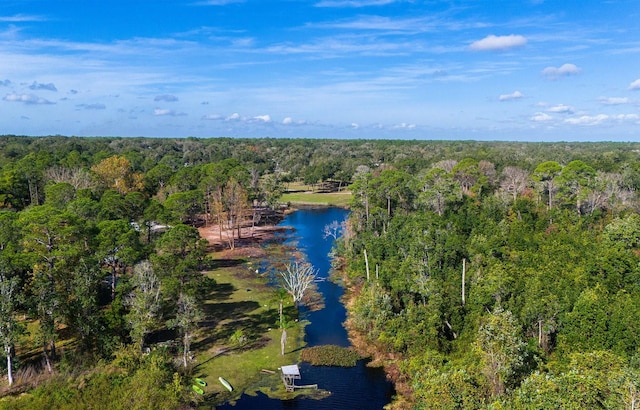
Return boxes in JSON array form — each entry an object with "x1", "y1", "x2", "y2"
[{"x1": 217, "y1": 207, "x2": 394, "y2": 409}]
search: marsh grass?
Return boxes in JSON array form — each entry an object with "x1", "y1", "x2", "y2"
[{"x1": 300, "y1": 345, "x2": 362, "y2": 367}]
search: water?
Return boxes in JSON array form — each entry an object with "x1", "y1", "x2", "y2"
[{"x1": 216, "y1": 207, "x2": 395, "y2": 409}]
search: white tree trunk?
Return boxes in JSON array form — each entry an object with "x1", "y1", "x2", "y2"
[
  {"x1": 364, "y1": 249, "x2": 370, "y2": 281},
  {"x1": 281, "y1": 328, "x2": 287, "y2": 356},
  {"x1": 461, "y1": 258, "x2": 466, "y2": 306},
  {"x1": 6, "y1": 348, "x2": 13, "y2": 386}
]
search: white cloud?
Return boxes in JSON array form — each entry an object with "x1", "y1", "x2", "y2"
[
  {"x1": 499, "y1": 91, "x2": 524, "y2": 101},
  {"x1": 562, "y1": 113, "x2": 639, "y2": 126},
  {"x1": 282, "y1": 117, "x2": 307, "y2": 125},
  {"x1": 565, "y1": 114, "x2": 608, "y2": 126},
  {"x1": 469, "y1": 35, "x2": 527, "y2": 51},
  {"x1": 253, "y1": 114, "x2": 271, "y2": 123},
  {"x1": 629, "y1": 79, "x2": 640, "y2": 90},
  {"x1": 315, "y1": 0, "x2": 397, "y2": 7},
  {"x1": 612, "y1": 114, "x2": 639, "y2": 121},
  {"x1": 153, "y1": 108, "x2": 186, "y2": 116},
  {"x1": 392, "y1": 122, "x2": 416, "y2": 129},
  {"x1": 541, "y1": 63, "x2": 581, "y2": 79},
  {"x1": 547, "y1": 104, "x2": 573, "y2": 113},
  {"x1": 351, "y1": 123, "x2": 360, "y2": 129},
  {"x1": 0, "y1": 14, "x2": 46, "y2": 22},
  {"x1": 599, "y1": 97, "x2": 630, "y2": 105},
  {"x1": 226, "y1": 113, "x2": 241, "y2": 121},
  {"x1": 3, "y1": 93, "x2": 54, "y2": 105},
  {"x1": 530, "y1": 112, "x2": 553, "y2": 122},
  {"x1": 154, "y1": 94, "x2": 179, "y2": 102}
]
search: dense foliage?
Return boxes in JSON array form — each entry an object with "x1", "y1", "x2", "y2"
[
  {"x1": 341, "y1": 150, "x2": 640, "y2": 408},
  {"x1": 1, "y1": 135, "x2": 640, "y2": 409}
]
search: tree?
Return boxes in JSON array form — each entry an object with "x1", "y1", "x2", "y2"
[
  {"x1": 557, "y1": 160, "x2": 596, "y2": 213},
  {"x1": 512, "y1": 351, "x2": 640, "y2": 409},
  {"x1": 152, "y1": 224, "x2": 209, "y2": 299},
  {"x1": 144, "y1": 163, "x2": 174, "y2": 195},
  {"x1": 16, "y1": 152, "x2": 49, "y2": 206},
  {"x1": 44, "y1": 182, "x2": 76, "y2": 209},
  {"x1": 477, "y1": 306, "x2": 526, "y2": 397},
  {"x1": 91, "y1": 155, "x2": 144, "y2": 195},
  {"x1": 62, "y1": 258, "x2": 105, "y2": 352},
  {"x1": 418, "y1": 167, "x2": 461, "y2": 216},
  {"x1": 260, "y1": 173, "x2": 284, "y2": 210},
  {"x1": 125, "y1": 261, "x2": 162, "y2": 351},
  {"x1": 97, "y1": 219, "x2": 143, "y2": 300},
  {"x1": 0, "y1": 272, "x2": 23, "y2": 386},
  {"x1": 19, "y1": 205, "x2": 88, "y2": 372},
  {"x1": 349, "y1": 166, "x2": 372, "y2": 230},
  {"x1": 452, "y1": 158, "x2": 484, "y2": 195},
  {"x1": 322, "y1": 220, "x2": 345, "y2": 240},
  {"x1": 164, "y1": 189, "x2": 204, "y2": 224},
  {"x1": 167, "y1": 293, "x2": 202, "y2": 369},
  {"x1": 500, "y1": 166, "x2": 530, "y2": 202},
  {"x1": 223, "y1": 178, "x2": 249, "y2": 249},
  {"x1": 533, "y1": 161, "x2": 562, "y2": 211},
  {"x1": 45, "y1": 166, "x2": 92, "y2": 190},
  {"x1": 280, "y1": 261, "x2": 318, "y2": 307}
]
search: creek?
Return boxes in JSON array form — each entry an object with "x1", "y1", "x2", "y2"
[{"x1": 216, "y1": 207, "x2": 395, "y2": 409}]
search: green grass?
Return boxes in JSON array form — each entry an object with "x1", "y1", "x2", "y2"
[
  {"x1": 281, "y1": 191, "x2": 352, "y2": 207},
  {"x1": 192, "y1": 254, "x2": 315, "y2": 405}
]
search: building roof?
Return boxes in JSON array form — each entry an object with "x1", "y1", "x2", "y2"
[{"x1": 280, "y1": 364, "x2": 300, "y2": 377}]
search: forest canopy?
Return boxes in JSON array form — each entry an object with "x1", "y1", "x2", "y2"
[{"x1": 1, "y1": 134, "x2": 640, "y2": 409}]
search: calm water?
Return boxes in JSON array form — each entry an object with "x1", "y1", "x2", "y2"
[{"x1": 216, "y1": 207, "x2": 395, "y2": 409}]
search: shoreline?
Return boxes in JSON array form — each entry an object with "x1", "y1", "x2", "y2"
[{"x1": 340, "y1": 276, "x2": 413, "y2": 410}]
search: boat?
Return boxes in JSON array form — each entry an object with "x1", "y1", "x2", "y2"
[
  {"x1": 192, "y1": 385, "x2": 204, "y2": 395},
  {"x1": 219, "y1": 376, "x2": 233, "y2": 392},
  {"x1": 195, "y1": 378, "x2": 207, "y2": 387}
]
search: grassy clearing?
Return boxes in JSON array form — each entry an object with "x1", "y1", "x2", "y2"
[
  {"x1": 282, "y1": 181, "x2": 352, "y2": 207},
  {"x1": 281, "y1": 191, "x2": 352, "y2": 207},
  {"x1": 192, "y1": 251, "x2": 312, "y2": 406}
]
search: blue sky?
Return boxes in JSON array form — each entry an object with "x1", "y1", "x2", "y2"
[{"x1": 1, "y1": 0, "x2": 639, "y2": 141}]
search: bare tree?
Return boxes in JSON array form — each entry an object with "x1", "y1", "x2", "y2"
[
  {"x1": 0, "y1": 273, "x2": 22, "y2": 386},
  {"x1": 432, "y1": 159, "x2": 458, "y2": 173},
  {"x1": 280, "y1": 261, "x2": 318, "y2": 307},
  {"x1": 500, "y1": 166, "x2": 530, "y2": 202},
  {"x1": 223, "y1": 178, "x2": 249, "y2": 249},
  {"x1": 45, "y1": 166, "x2": 92, "y2": 190},
  {"x1": 167, "y1": 293, "x2": 202, "y2": 369},
  {"x1": 322, "y1": 220, "x2": 345, "y2": 240},
  {"x1": 125, "y1": 261, "x2": 162, "y2": 351}
]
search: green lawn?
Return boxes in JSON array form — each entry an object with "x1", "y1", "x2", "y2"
[
  {"x1": 192, "y1": 252, "x2": 315, "y2": 405},
  {"x1": 281, "y1": 191, "x2": 352, "y2": 207}
]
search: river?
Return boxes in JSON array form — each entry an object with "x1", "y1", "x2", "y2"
[{"x1": 216, "y1": 207, "x2": 395, "y2": 409}]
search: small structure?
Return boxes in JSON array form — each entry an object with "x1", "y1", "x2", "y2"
[
  {"x1": 279, "y1": 364, "x2": 317, "y2": 392},
  {"x1": 280, "y1": 364, "x2": 301, "y2": 391}
]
